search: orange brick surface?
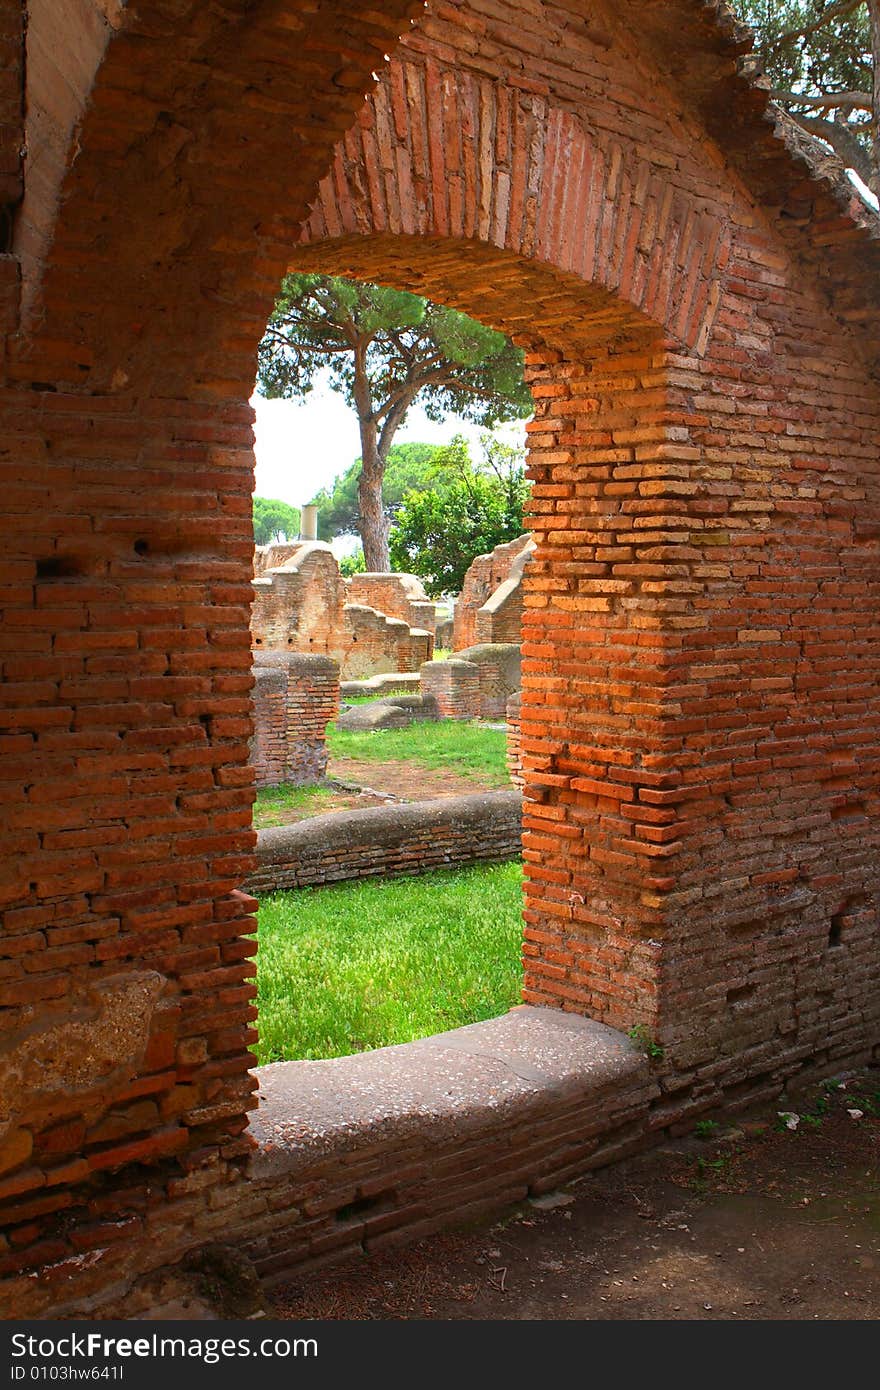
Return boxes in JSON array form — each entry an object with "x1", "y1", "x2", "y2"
[{"x1": 0, "y1": 0, "x2": 878, "y2": 1316}]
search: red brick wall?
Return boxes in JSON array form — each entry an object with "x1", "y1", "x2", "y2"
[
  {"x1": 454, "y1": 535, "x2": 532, "y2": 650},
  {"x1": 0, "y1": 0, "x2": 23, "y2": 220},
  {"x1": 422, "y1": 644, "x2": 520, "y2": 719},
  {"x1": 250, "y1": 653, "x2": 339, "y2": 789},
  {"x1": 343, "y1": 603, "x2": 433, "y2": 676},
  {"x1": 16, "y1": 0, "x2": 120, "y2": 316},
  {"x1": 348, "y1": 572, "x2": 437, "y2": 636},
  {"x1": 296, "y1": 6, "x2": 880, "y2": 1079},
  {"x1": 0, "y1": 0, "x2": 424, "y2": 1318},
  {"x1": 1, "y1": 0, "x2": 878, "y2": 1314},
  {"x1": 251, "y1": 546, "x2": 433, "y2": 678},
  {"x1": 0, "y1": 0, "x2": 23, "y2": 343},
  {"x1": 0, "y1": 391, "x2": 262, "y2": 1309},
  {"x1": 506, "y1": 691, "x2": 522, "y2": 790},
  {"x1": 246, "y1": 791, "x2": 521, "y2": 894},
  {"x1": 420, "y1": 657, "x2": 482, "y2": 720}
]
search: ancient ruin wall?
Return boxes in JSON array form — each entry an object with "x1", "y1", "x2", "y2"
[
  {"x1": 420, "y1": 644, "x2": 521, "y2": 720},
  {"x1": 246, "y1": 791, "x2": 522, "y2": 894},
  {"x1": 420, "y1": 657, "x2": 481, "y2": 720},
  {"x1": 453, "y1": 535, "x2": 533, "y2": 651},
  {"x1": 347, "y1": 572, "x2": 437, "y2": 636},
  {"x1": 251, "y1": 544, "x2": 433, "y2": 678},
  {"x1": 506, "y1": 691, "x2": 523, "y2": 790},
  {"x1": 342, "y1": 605, "x2": 431, "y2": 678},
  {"x1": 249, "y1": 653, "x2": 339, "y2": 789},
  {"x1": 253, "y1": 542, "x2": 303, "y2": 579}
]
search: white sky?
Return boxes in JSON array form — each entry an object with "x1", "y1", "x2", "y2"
[
  {"x1": 251, "y1": 368, "x2": 527, "y2": 510},
  {"x1": 849, "y1": 169, "x2": 879, "y2": 211}
]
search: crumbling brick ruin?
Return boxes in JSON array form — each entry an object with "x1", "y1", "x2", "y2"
[
  {"x1": 421, "y1": 643, "x2": 522, "y2": 720},
  {"x1": 247, "y1": 792, "x2": 522, "y2": 894},
  {"x1": 347, "y1": 572, "x2": 437, "y2": 637},
  {"x1": 453, "y1": 534, "x2": 535, "y2": 650},
  {"x1": 1, "y1": 0, "x2": 879, "y2": 1317},
  {"x1": 249, "y1": 652, "x2": 339, "y2": 788},
  {"x1": 252, "y1": 541, "x2": 433, "y2": 677},
  {"x1": 506, "y1": 691, "x2": 523, "y2": 790}
]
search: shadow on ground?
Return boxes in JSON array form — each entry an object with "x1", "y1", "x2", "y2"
[{"x1": 270, "y1": 1072, "x2": 880, "y2": 1321}]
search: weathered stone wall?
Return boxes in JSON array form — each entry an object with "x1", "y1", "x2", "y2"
[
  {"x1": 454, "y1": 535, "x2": 533, "y2": 650},
  {"x1": 251, "y1": 543, "x2": 433, "y2": 678},
  {"x1": 1, "y1": 0, "x2": 879, "y2": 1316},
  {"x1": 347, "y1": 572, "x2": 437, "y2": 636},
  {"x1": 246, "y1": 791, "x2": 522, "y2": 895},
  {"x1": 249, "y1": 652, "x2": 339, "y2": 789}
]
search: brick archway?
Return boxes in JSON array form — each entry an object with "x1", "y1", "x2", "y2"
[
  {"x1": 1, "y1": 0, "x2": 878, "y2": 1315},
  {"x1": 300, "y1": 57, "x2": 729, "y2": 357}
]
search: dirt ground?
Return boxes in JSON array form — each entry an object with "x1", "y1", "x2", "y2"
[
  {"x1": 328, "y1": 757, "x2": 504, "y2": 802},
  {"x1": 253, "y1": 759, "x2": 503, "y2": 830},
  {"x1": 270, "y1": 1074, "x2": 880, "y2": 1321}
]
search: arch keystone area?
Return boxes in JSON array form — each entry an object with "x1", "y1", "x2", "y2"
[{"x1": 301, "y1": 56, "x2": 730, "y2": 355}]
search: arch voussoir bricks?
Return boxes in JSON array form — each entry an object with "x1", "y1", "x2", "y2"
[
  {"x1": 302, "y1": 58, "x2": 729, "y2": 356},
  {"x1": 0, "y1": 0, "x2": 879, "y2": 1316}
]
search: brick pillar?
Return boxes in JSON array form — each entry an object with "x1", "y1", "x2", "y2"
[
  {"x1": 506, "y1": 690, "x2": 523, "y2": 789},
  {"x1": 520, "y1": 345, "x2": 684, "y2": 1043},
  {"x1": 420, "y1": 658, "x2": 481, "y2": 719}
]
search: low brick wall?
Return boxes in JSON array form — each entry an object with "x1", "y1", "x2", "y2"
[
  {"x1": 340, "y1": 672, "x2": 421, "y2": 698},
  {"x1": 250, "y1": 652, "x2": 339, "y2": 788},
  {"x1": 246, "y1": 791, "x2": 522, "y2": 894},
  {"x1": 419, "y1": 657, "x2": 482, "y2": 719},
  {"x1": 420, "y1": 645, "x2": 520, "y2": 720}
]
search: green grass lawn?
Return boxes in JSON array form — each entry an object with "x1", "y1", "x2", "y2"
[
  {"x1": 253, "y1": 782, "x2": 340, "y2": 829},
  {"x1": 255, "y1": 861, "x2": 523, "y2": 1063},
  {"x1": 327, "y1": 717, "x2": 508, "y2": 782}
]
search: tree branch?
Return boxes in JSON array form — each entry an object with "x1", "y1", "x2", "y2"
[
  {"x1": 369, "y1": 353, "x2": 453, "y2": 425},
  {"x1": 771, "y1": 88, "x2": 873, "y2": 111},
  {"x1": 786, "y1": 109, "x2": 877, "y2": 185},
  {"x1": 765, "y1": 0, "x2": 865, "y2": 52},
  {"x1": 376, "y1": 393, "x2": 415, "y2": 462},
  {"x1": 263, "y1": 328, "x2": 353, "y2": 357}
]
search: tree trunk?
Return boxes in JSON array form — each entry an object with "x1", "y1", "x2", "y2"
[
  {"x1": 357, "y1": 416, "x2": 390, "y2": 571},
  {"x1": 351, "y1": 343, "x2": 429, "y2": 571},
  {"x1": 870, "y1": 0, "x2": 880, "y2": 197},
  {"x1": 351, "y1": 344, "x2": 390, "y2": 570}
]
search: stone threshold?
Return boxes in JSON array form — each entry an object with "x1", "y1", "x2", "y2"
[{"x1": 243, "y1": 1007, "x2": 659, "y2": 1285}]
